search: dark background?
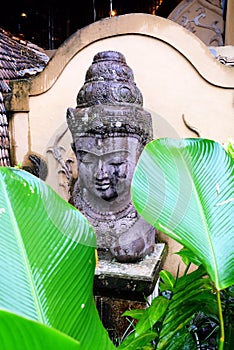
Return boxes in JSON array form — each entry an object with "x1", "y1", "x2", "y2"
[{"x1": 0, "y1": 1, "x2": 179, "y2": 49}]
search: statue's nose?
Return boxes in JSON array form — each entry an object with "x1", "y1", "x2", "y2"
[{"x1": 95, "y1": 159, "x2": 108, "y2": 180}]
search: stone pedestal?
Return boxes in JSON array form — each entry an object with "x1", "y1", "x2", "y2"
[{"x1": 94, "y1": 243, "x2": 167, "y2": 343}]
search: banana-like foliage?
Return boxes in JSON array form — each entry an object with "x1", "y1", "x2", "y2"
[
  {"x1": 131, "y1": 138, "x2": 234, "y2": 291},
  {"x1": 119, "y1": 138, "x2": 233, "y2": 349},
  {"x1": 0, "y1": 167, "x2": 115, "y2": 350},
  {"x1": 1, "y1": 138, "x2": 233, "y2": 349}
]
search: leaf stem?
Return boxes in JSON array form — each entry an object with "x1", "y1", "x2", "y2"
[{"x1": 217, "y1": 290, "x2": 224, "y2": 350}]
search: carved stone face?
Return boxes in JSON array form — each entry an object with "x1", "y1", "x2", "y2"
[{"x1": 75, "y1": 136, "x2": 141, "y2": 208}]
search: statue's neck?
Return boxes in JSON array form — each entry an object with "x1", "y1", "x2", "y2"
[{"x1": 72, "y1": 183, "x2": 135, "y2": 220}]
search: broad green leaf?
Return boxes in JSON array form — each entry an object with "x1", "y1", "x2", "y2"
[
  {"x1": 0, "y1": 167, "x2": 115, "y2": 350},
  {"x1": 135, "y1": 296, "x2": 169, "y2": 336},
  {"x1": 0, "y1": 310, "x2": 80, "y2": 350},
  {"x1": 131, "y1": 138, "x2": 234, "y2": 290}
]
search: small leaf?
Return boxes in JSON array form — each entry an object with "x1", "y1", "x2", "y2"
[
  {"x1": 135, "y1": 297, "x2": 169, "y2": 336},
  {"x1": 176, "y1": 247, "x2": 202, "y2": 267},
  {"x1": 159, "y1": 270, "x2": 175, "y2": 290},
  {"x1": 117, "y1": 331, "x2": 157, "y2": 350},
  {"x1": 122, "y1": 309, "x2": 145, "y2": 321}
]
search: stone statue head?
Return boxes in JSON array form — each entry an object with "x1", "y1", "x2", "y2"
[{"x1": 67, "y1": 51, "x2": 156, "y2": 262}]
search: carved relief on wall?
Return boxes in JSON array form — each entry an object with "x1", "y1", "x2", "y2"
[
  {"x1": 45, "y1": 123, "x2": 77, "y2": 201},
  {"x1": 168, "y1": 0, "x2": 224, "y2": 46},
  {"x1": 216, "y1": 55, "x2": 234, "y2": 66}
]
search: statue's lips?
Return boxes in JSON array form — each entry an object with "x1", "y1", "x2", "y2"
[{"x1": 95, "y1": 181, "x2": 110, "y2": 191}]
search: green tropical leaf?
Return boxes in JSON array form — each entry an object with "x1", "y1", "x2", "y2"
[
  {"x1": 165, "y1": 296, "x2": 210, "y2": 324},
  {"x1": 176, "y1": 247, "x2": 202, "y2": 266},
  {"x1": 157, "y1": 327, "x2": 196, "y2": 350},
  {"x1": 0, "y1": 310, "x2": 80, "y2": 350},
  {"x1": 171, "y1": 273, "x2": 212, "y2": 304},
  {"x1": 173, "y1": 265, "x2": 207, "y2": 293},
  {"x1": 0, "y1": 167, "x2": 115, "y2": 350},
  {"x1": 171, "y1": 286, "x2": 214, "y2": 310},
  {"x1": 160, "y1": 303, "x2": 200, "y2": 338},
  {"x1": 159, "y1": 270, "x2": 175, "y2": 290},
  {"x1": 122, "y1": 309, "x2": 145, "y2": 320},
  {"x1": 117, "y1": 331, "x2": 157, "y2": 350},
  {"x1": 131, "y1": 138, "x2": 234, "y2": 291},
  {"x1": 135, "y1": 296, "x2": 169, "y2": 336},
  {"x1": 158, "y1": 266, "x2": 218, "y2": 348}
]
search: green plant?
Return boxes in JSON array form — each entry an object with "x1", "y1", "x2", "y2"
[
  {"x1": 0, "y1": 167, "x2": 115, "y2": 350},
  {"x1": 223, "y1": 138, "x2": 234, "y2": 159},
  {"x1": 1, "y1": 137, "x2": 233, "y2": 350},
  {"x1": 119, "y1": 138, "x2": 233, "y2": 349},
  {"x1": 119, "y1": 265, "x2": 218, "y2": 350}
]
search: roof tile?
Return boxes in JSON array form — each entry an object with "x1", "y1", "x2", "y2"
[{"x1": 0, "y1": 28, "x2": 49, "y2": 167}]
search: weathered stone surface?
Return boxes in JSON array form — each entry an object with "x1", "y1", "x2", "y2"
[
  {"x1": 67, "y1": 50, "x2": 157, "y2": 263},
  {"x1": 94, "y1": 243, "x2": 167, "y2": 300},
  {"x1": 168, "y1": 0, "x2": 224, "y2": 46},
  {"x1": 94, "y1": 243, "x2": 167, "y2": 343}
]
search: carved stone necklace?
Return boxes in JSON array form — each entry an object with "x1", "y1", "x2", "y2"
[
  {"x1": 71, "y1": 183, "x2": 139, "y2": 247},
  {"x1": 85, "y1": 201, "x2": 138, "y2": 247}
]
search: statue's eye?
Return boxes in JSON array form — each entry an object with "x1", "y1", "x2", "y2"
[
  {"x1": 80, "y1": 159, "x2": 92, "y2": 165},
  {"x1": 110, "y1": 161, "x2": 125, "y2": 167},
  {"x1": 78, "y1": 151, "x2": 93, "y2": 164}
]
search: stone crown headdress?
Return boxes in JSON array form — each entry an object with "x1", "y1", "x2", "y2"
[{"x1": 67, "y1": 50, "x2": 153, "y2": 145}]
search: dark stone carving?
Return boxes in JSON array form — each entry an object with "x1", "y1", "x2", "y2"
[
  {"x1": 22, "y1": 154, "x2": 48, "y2": 180},
  {"x1": 67, "y1": 51, "x2": 156, "y2": 263},
  {"x1": 76, "y1": 51, "x2": 143, "y2": 107}
]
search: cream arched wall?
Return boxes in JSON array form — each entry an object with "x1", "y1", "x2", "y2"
[{"x1": 9, "y1": 14, "x2": 234, "y2": 275}]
